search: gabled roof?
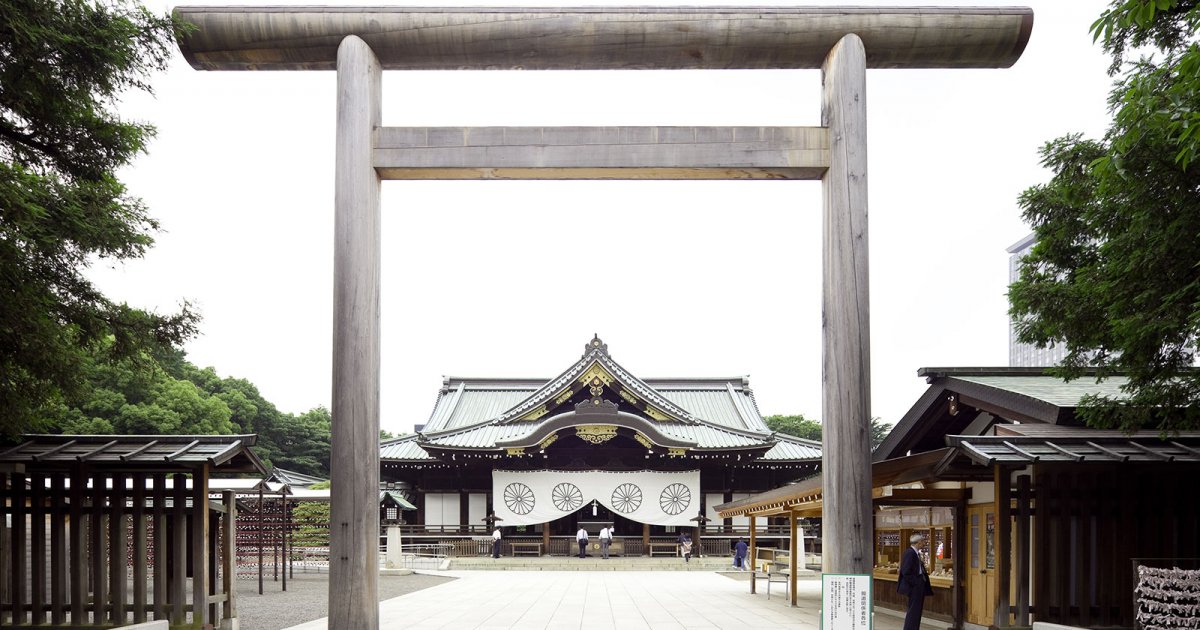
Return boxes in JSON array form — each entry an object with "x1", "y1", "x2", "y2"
[
  {"x1": 875, "y1": 368, "x2": 1136, "y2": 461},
  {"x1": 268, "y1": 467, "x2": 326, "y2": 487},
  {"x1": 385, "y1": 336, "x2": 819, "y2": 464}
]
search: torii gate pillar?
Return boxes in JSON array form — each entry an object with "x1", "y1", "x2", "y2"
[
  {"x1": 820, "y1": 34, "x2": 874, "y2": 575},
  {"x1": 329, "y1": 35, "x2": 381, "y2": 628}
]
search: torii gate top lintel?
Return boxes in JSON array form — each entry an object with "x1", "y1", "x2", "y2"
[{"x1": 174, "y1": 5, "x2": 1033, "y2": 72}]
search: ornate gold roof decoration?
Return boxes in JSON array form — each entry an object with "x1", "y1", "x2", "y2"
[
  {"x1": 576, "y1": 425, "x2": 618, "y2": 445},
  {"x1": 633, "y1": 433, "x2": 654, "y2": 449}
]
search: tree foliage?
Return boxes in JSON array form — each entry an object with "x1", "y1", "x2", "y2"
[
  {"x1": 39, "y1": 344, "x2": 333, "y2": 477},
  {"x1": 1008, "y1": 0, "x2": 1200, "y2": 433},
  {"x1": 764, "y1": 414, "x2": 893, "y2": 450},
  {"x1": 0, "y1": 0, "x2": 198, "y2": 436}
]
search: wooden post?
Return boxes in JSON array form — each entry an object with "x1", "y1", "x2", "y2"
[
  {"x1": 13, "y1": 472, "x2": 27, "y2": 625},
  {"x1": 542, "y1": 523, "x2": 550, "y2": 556},
  {"x1": 994, "y1": 466, "x2": 1012, "y2": 628},
  {"x1": 91, "y1": 473, "x2": 107, "y2": 624},
  {"x1": 222, "y1": 490, "x2": 237, "y2": 622},
  {"x1": 69, "y1": 467, "x2": 86, "y2": 624},
  {"x1": 642, "y1": 523, "x2": 650, "y2": 556},
  {"x1": 329, "y1": 33, "x2": 382, "y2": 630},
  {"x1": 31, "y1": 473, "x2": 46, "y2": 625},
  {"x1": 257, "y1": 485, "x2": 264, "y2": 595},
  {"x1": 789, "y1": 511, "x2": 799, "y2": 607},
  {"x1": 954, "y1": 500, "x2": 967, "y2": 629},
  {"x1": 1, "y1": 471, "x2": 8, "y2": 626},
  {"x1": 749, "y1": 515, "x2": 757, "y2": 594},
  {"x1": 191, "y1": 466, "x2": 210, "y2": 627},
  {"x1": 50, "y1": 474, "x2": 66, "y2": 625},
  {"x1": 152, "y1": 474, "x2": 167, "y2": 621},
  {"x1": 1016, "y1": 475, "x2": 1031, "y2": 626},
  {"x1": 820, "y1": 32, "x2": 873, "y2": 575},
  {"x1": 110, "y1": 472, "x2": 127, "y2": 624},
  {"x1": 133, "y1": 473, "x2": 147, "y2": 624},
  {"x1": 171, "y1": 474, "x2": 186, "y2": 625},
  {"x1": 207, "y1": 499, "x2": 219, "y2": 624},
  {"x1": 280, "y1": 490, "x2": 287, "y2": 591}
]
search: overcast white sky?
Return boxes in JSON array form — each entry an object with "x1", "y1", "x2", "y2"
[{"x1": 96, "y1": 0, "x2": 1116, "y2": 435}]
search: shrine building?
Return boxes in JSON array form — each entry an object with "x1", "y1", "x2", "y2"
[{"x1": 380, "y1": 336, "x2": 821, "y2": 555}]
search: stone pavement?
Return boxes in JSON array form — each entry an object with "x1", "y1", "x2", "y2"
[{"x1": 285, "y1": 571, "x2": 946, "y2": 630}]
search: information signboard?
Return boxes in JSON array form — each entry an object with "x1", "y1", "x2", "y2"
[{"x1": 821, "y1": 573, "x2": 873, "y2": 630}]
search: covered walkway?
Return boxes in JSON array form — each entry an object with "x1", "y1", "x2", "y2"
[{"x1": 285, "y1": 571, "x2": 942, "y2": 630}]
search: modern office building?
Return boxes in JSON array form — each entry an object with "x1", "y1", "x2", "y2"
[{"x1": 1007, "y1": 233, "x2": 1069, "y2": 367}]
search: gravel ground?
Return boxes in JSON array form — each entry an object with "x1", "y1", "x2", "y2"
[{"x1": 236, "y1": 572, "x2": 455, "y2": 630}]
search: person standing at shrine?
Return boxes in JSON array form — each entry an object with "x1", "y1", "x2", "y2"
[
  {"x1": 492, "y1": 526, "x2": 502, "y2": 559},
  {"x1": 734, "y1": 538, "x2": 749, "y2": 571},
  {"x1": 898, "y1": 533, "x2": 933, "y2": 630},
  {"x1": 599, "y1": 525, "x2": 612, "y2": 559},
  {"x1": 576, "y1": 526, "x2": 589, "y2": 558}
]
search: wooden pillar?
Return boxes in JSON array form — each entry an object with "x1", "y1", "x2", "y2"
[
  {"x1": 994, "y1": 466, "x2": 1012, "y2": 628},
  {"x1": 222, "y1": 490, "x2": 237, "y2": 622},
  {"x1": 954, "y1": 501, "x2": 967, "y2": 629},
  {"x1": 257, "y1": 485, "x2": 264, "y2": 595},
  {"x1": 110, "y1": 472, "x2": 127, "y2": 624},
  {"x1": 91, "y1": 472, "x2": 107, "y2": 624},
  {"x1": 1016, "y1": 475, "x2": 1031, "y2": 626},
  {"x1": 132, "y1": 474, "x2": 147, "y2": 624},
  {"x1": 207, "y1": 500, "x2": 219, "y2": 624},
  {"x1": 50, "y1": 474, "x2": 66, "y2": 625},
  {"x1": 13, "y1": 472, "x2": 27, "y2": 625},
  {"x1": 749, "y1": 515, "x2": 757, "y2": 594},
  {"x1": 191, "y1": 467, "x2": 210, "y2": 627},
  {"x1": 69, "y1": 467, "x2": 86, "y2": 624},
  {"x1": 280, "y1": 491, "x2": 287, "y2": 591},
  {"x1": 30, "y1": 473, "x2": 46, "y2": 625},
  {"x1": 820, "y1": 32, "x2": 873, "y2": 575},
  {"x1": 642, "y1": 523, "x2": 650, "y2": 557},
  {"x1": 152, "y1": 474, "x2": 167, "y2": 621},
  {"x1": 329, "y1": 33, "x2": 382, "y2": 630},
  {"x1": 542, "y1": 523, "x2": 550, "y2": 556},
  {"x1": 789, "y1": 512, "x2": 799, "y2": 607},
  {"x1": 170, "y1": 473, "x2": 186, "y2": 626},
  {"x1": 1, "y1": 471, "x2": 8, "y2": 626}
]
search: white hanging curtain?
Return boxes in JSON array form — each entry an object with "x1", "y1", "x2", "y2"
[{"x1": 492, "y1": 469, "x2": 700, "y2": 526}]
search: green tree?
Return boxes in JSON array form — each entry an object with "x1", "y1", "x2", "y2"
[
  {"x1": 1008, "y1": 0, "x2": 1200, "y2": 433},
  {"x1": 0, "y1": 0, "x2": 197, "y2": 437},
  {"x1": 765, "y1": 414, "x2": 893, "y2": 450},
  {"x1": 765, "y1": 414, "x2": 823, "y2": 441}
]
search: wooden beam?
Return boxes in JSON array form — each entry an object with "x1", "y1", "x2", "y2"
[
  {"x1": 821, "y1": 32, "x2": 873, "y2": 575},
  {"x1": 329, "y1": 34, "x2": 382, "y2": 630},
  {"x1": 175, "y1": 6, "x2": 1033, "y2": 72},
  {"x1": 373, "y1": 126, "x2": 828, "y2": 181},
  {"x1": 881, "y1": 488, "x2": 969, "y2": 502}
]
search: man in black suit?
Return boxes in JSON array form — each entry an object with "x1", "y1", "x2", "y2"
[{"x1": 897, "y1": 533, "x2": 932, "y2": 630}]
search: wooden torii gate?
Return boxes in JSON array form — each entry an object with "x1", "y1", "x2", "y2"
[{"x1": 175, "y1": 7, "x2": 1032, "y2": 627}]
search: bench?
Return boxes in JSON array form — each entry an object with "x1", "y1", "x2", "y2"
[
  {"x1": 752, "y1": 561, "x2": 790, "y2": 600},
  {"x1": 648, "y1": 543, "x2": 677, "y2": 557},
  {"x1": 511, "y1": 542, "x2": 542, "y2": 557}
]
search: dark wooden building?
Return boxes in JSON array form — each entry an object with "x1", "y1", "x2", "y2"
[
  {"x1": 720, "y1": 367, "x2": 1200, "y2": 629},
  {"x1": 380, "y1": 336, "x2": 820, "y2": 555}
]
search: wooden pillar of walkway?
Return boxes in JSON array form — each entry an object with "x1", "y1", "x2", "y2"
[
  {"x1": 329, "y1": 33, "x2": 383, "y2": 630},
  {"x1": 820, "y1": 33, "x2": 873, "y2": 575},
  {"x1": 789, "y1": 512, "x2": 799, "y2": 607},
  {"x1": 749, "y1": 516, "x2": 757, "y2": 594}
]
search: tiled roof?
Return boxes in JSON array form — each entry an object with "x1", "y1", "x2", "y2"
[
  {"x1": 946, "y1": 433, "x2": 1200, "y2": 465},
  {"x1": 951, "y1": 375, "x2": 1131, "y2": 407},
  {"x1": 379, "y1": 434, "x2": 433, "y2": 460},
  {"x1": 0, "y1": 434, "x2": 265, "y2": 473}
]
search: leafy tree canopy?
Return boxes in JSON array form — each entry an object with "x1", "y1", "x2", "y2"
[
  {"x1": 764, "y1": 414, "x2": 893, "y2": 450},
  {"x1": 1008, "y1": 0, "x2": 1200, "y2": 433},
  {"x1": 0, "y1": 0, "x2": 198, "y2": 437}
]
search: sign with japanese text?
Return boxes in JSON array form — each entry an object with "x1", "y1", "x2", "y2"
[{"x1": 821, "y1": 574, "x2": 873, "y2": 630}]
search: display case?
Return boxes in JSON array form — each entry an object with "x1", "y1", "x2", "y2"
[{"x1": 872, "y1": 506, "x2": 957, "y2": 619}]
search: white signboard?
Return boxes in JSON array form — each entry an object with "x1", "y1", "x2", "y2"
[{"x1": 821, "y1": 574, "x2": 873, "y2": 630}]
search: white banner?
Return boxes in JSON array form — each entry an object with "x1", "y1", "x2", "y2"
[{"x1": 492, "y1": 469, "x2": 700, "y2": 526}]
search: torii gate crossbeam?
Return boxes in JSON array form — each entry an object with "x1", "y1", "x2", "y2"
[{"x1": 176, "y1": 7, "x2": 1031, "y2": 628}]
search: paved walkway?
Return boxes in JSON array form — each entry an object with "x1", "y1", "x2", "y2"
[{"x1": 285, "y1": 571, "x2": 944, "y2": 630}]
